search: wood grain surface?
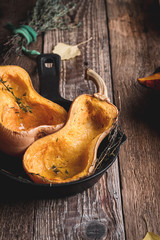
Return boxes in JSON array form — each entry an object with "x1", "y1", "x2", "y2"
[
  {"x1": 0, "y1": 0, "x2": 124, "y2": 240},
  {"x1": 107, "y1": 0, "x2": 160, "y2": 239},
  {"x1": 33, "y1": 0, "x2": 125, "y2": 239},
  {"x1": 0, "y1": 0, "x2": 160, "y2": 239}
]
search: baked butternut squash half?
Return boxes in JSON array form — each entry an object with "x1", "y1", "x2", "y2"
[
  {"x1": 23, "y1": 69, "x2": 118, "y2": 184},
  {"x1": 0, "y1": 65, "x2": 67, "y2": 155}
]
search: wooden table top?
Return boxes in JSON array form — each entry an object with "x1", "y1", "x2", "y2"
[{"x1": 0, "y1": 0, "x2": 160, "y2": 239}]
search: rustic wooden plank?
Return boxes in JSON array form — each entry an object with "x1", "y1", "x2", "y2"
[
  {"x1": 0, "y1": 1, "x2": 40, "y2": 240},
  {"x1": 0, "y1": 0, "x2": 126, "y2": 239},
  {"x1": 33, "y1": 0, "x2": 125, "y2": 239},
  {"x1": 0, "y1": 199, "x2": 35, "y2": 240},
  {"x1": 107, "y1": 0, "x2": 160, "y2": 239}
]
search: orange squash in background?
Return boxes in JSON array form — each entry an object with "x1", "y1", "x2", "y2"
[{"x1": 138, "y1": 72, "x2": 160, "y2": 90}]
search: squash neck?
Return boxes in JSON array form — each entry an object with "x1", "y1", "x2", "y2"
[{"x1": 85, "y1": 68, "x2": 110, "y2": 101}]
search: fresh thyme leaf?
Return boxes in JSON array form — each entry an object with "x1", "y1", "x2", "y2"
[
  {"x1": 52, "y1": 165, "x2": 56, "y2": 169},
  {"x1": 0, "y1": 77, "x2": 32, "y2": 113},
  {"x1": 15, "y1": 97, "x2": 21, "y2": 101},
  {"x1": 54, "y1": 169, "x2": 60, "y2": 174},
  {"x1": 52, "y1": 165, "x2": 60, "y2": 174},
  {"x1": 65, "y1": 170, "x2": 68, "y2": 174}
]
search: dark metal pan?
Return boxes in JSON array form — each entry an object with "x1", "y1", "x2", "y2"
[
  {"x1": 0, "y1": 54, "x2": 126, "y2": 199},
  {"x1": 37, "y1": 53, "x2": 72, "y2": 111}
]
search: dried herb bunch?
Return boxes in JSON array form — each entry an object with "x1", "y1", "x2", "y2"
[
  {"x1": 94, "y1": 126, "x2": 125, "y2": 172},
  {"x1": 1, "y1": 0, "x2": 80, "y2": 62}
]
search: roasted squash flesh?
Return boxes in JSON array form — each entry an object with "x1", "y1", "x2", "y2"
[
  {"x1": 23, "y1": 69, "x2": 118, "y2": 184},
  {"x1": 0, "y1": 66, "x2": 66, "y2": 131},
  {"x1": 0, "y1": 65, "x2": 67, "y2": 155}
]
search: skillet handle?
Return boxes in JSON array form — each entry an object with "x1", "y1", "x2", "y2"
[{"x1": 37, "y1": 53, "x2": 63, "y2": 102}]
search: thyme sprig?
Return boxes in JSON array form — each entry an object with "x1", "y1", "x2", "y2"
[
  {"x1": 1, "y1": 0, "x2": 81, "y2": 61},
  {"x1": 27, "y1": 0, "x2": 79, "y2": 34},
  {"x1": 94, "y1": 126, "x2": 125, "y2": 172},
  {"x1": 0, "y1": 77, "x2": 32, "y2": 113}
]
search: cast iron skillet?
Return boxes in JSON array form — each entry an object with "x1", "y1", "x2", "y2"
[{"x1": 0, "y1": 54, "x2": 126, "y2": 199}]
